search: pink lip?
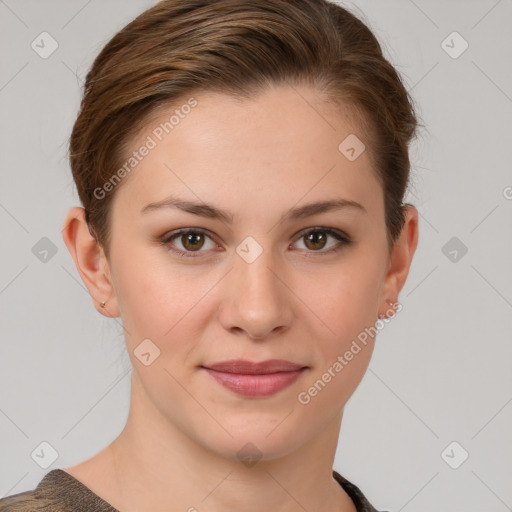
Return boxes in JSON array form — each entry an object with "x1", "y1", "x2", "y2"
[{"x1": 202, "y1": 359, "x2": 307, "y2": 397}]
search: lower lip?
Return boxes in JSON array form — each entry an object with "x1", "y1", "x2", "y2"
[{"x1": 203, "y1": 368, "x2": 306, "y2": 397}]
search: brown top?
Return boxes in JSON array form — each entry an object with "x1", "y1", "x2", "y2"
[{"x1": 0, "y1": 468, "x2": 386, "y2": 512}]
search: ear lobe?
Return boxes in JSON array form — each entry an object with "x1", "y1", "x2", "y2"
[
  {"x1": 379, "y1": 204, "x2": 419, "y2": 308},
  {"x1": 62, "y1": 206, "x2": 120, "y2": 318}
]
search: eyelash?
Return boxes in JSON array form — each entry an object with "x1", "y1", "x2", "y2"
[{"x1": 158, "y1": 227, "x2": 353, "y2": 259}]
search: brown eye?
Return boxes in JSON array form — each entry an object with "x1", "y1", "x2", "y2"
[
  {"x1": 161, "y1": 229, "x2": 217, "y2": 257},
  {"x1": 180, "y1": 232, "x2": 205, "y2": 251},
  {"x1": 303, "y1": 231, "x2": 328, "y2": 251},
  {"x1": 293, "y1": 228, "x2": 352, "y2": 255}
]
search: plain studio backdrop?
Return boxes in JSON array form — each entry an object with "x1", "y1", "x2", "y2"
[{"x1": 0, "y1": 1, "x2": 511, "y2": 511}]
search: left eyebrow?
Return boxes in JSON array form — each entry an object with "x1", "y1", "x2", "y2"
[
  {"x1": 281, "y1": 198, "x2": 367, "y2": 222},
  {"x1": 140, "y1": 195, "x2": 367, "y2": 224}
]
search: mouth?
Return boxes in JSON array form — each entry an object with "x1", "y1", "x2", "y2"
[{"x1": 201, "y1": 359, "x2": 308, "y2": 397}]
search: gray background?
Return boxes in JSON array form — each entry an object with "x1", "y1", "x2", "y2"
[{"x1": 1, "y1": 1, "x2": 511, "y2": 510}]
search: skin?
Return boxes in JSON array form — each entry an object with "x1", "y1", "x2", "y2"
[{"x1": 62, "y1": 83, "x2": 419, "y2": 512}]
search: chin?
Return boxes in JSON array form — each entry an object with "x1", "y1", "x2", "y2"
[{"x1": 192, "y1": 412, "x2": 309, "y2": 463}]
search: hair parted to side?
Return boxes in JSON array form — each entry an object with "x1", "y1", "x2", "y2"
[{"x1": 69, "y1": 0, "x2": 418, "y2": 260}]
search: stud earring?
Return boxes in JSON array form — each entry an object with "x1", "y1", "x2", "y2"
[
  {"x1": 378, "y1": 299, "x2": 396, "y2": 319},
  {"x1": 100, "y1": 301, "x2": 106, "y2": 308}
]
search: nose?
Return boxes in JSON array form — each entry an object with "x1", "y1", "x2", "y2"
[{"x1": 218, "y1": 244, "x2": 294, "y2": 340}]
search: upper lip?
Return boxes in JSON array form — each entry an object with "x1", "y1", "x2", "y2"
[{"x1": 203, "y1": 359, "x2": 306, "y2": 375}]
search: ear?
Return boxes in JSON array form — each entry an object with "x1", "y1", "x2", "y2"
[
  {"x1": 62, "y1": 206, "x2": 120, "y2": 318},
  {"x1": 379, "y1": 204, "x2": 419, "y2": 315}
]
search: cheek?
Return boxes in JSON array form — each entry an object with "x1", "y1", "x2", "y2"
[
  {"x1": 110, "y1": 246, "x2": 174, "y2": 339},
  {"x1": 111, "y1": 248, "x2": 217, "y2": 349},
  {"x1": 308, "y1": 259, "x2": 382, "y2": 342},
  {"x1": 297, "y1": 255, "x2": 382, "y2": 403},
  {"x1": 296, "y1": 270, "x2": 380, "y2": 411},
  {"x1": 296, "y1": 348, "x2": 373, "y2": 419}
]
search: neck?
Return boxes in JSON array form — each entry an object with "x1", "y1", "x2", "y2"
[{"x1": 105, "y1": 373, "x2": 356, "y2": 512}]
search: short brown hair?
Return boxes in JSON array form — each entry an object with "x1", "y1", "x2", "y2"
[{"x1": 69, "y1": 0, "x2": 418, "y2": 259}]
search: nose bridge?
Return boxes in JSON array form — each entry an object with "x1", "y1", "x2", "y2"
[
  {"x1": 235, "y1": 237, "x2": 282, "y2": 304},
  {"x1": 223, "y1": 236, "x2": 292, "y2": 337}
]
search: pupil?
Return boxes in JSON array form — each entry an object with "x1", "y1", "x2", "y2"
[
  {"x1": 306, "y1": 232, "x2": 326, "y2": 250},
  {"x1": 184, "y1": 233, "x2": 203, "y2": 250}
]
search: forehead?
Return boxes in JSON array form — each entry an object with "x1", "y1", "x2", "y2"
[{"x1": 112, "y1": 84, "x2": 383, "y2": 221}]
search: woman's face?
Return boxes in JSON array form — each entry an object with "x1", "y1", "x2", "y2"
[{"x1": 100, "y1": 84, "x2": 409, "y2": 460}]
